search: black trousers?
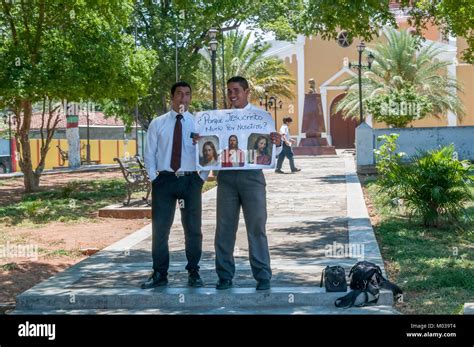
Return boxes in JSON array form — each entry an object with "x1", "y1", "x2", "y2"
[
  {"x1": 151, "y1": 172, "x2": 204, "y2": 275},
  {"x1": 215, "y1": 170, "x2": 272, "y2": 281},
  {"x1": 276, "y1": 143, "x2": 296, "y2": 171}
]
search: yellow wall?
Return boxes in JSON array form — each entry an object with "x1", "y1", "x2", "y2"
[
  {"x1": 457, "y1": 64, "x2": 474, "y2": 126},
  {"x1": 27, "y1": 139, "x2": 136, "y2": 170},
  {"x1": 301, "y1": 31, "x2": 466, "y2": 130}
]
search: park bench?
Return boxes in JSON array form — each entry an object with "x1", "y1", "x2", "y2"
[
  {"x1": 114, "y1": 156, "x2": 151, "y2": 206},
  {"x1": 56, "y1": 145, "x2": 100, "y2": 166}
]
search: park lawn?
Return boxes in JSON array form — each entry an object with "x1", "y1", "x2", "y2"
[
  {"x1": 0, "y1": 178, "x2": 217, "y2": 228},
  {"x1": 362, "y1": 178, "x2": 474, "y2": 315}
]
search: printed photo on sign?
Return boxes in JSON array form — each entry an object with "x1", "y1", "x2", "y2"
[
  {"x1": 195, "y1": 109, "x2": 276, "y2": 171},
  {"x1": 247, "y1": 133, "x2": 272, "y2": 165},
  {"x1": 221, "y1": 134, "x2": 245, "y2": 167},
  {"x1": 198, "y1": 136, "x2": 220, "y2": 167}
]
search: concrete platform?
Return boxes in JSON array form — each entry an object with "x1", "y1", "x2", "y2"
[
  {"x1": 98, "y1": 202, "x2": 151, "y2": 219},
  {"x1": 12, "y1": 155, "x2": 397, "y2": 315}
]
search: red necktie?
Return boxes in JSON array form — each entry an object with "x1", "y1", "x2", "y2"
[{"x1": 170, "y1": 114, "x2": 183, "y2": 172}]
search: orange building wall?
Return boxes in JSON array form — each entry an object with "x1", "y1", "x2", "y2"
[
  {"x1": 27, "y1": 139, "x2": 136, "y2": 170},
  {"x1": 457, "y1": 64, "x2": 474, "y2": 126}
]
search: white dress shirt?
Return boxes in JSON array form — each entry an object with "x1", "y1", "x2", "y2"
[
  {"x1": 243, "y1": 103, "x2": 283, "y2": 157},
  {"x1": 145, "y1": 109, "x2": 208, "y2": 182},
  {"x1": 280, "y1": 124, "x2": 291, "y2": 145}
]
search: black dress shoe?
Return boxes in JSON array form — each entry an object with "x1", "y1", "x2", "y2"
[
  {"x1": 141, "y1": 271, "x2": 168, "y2": 289},
  {"x1": 256, "y1": 279, "x2": 271, "y2": 290},
  {"x1": 291, "y1": 168, "x2": 302, "y2": 173},
  {"x1": 275, "y1": 169, "x2": 284, "y2": 174},
  {"x1": 216, "y1": 278, "x2": 233, "y2": 290},
  {"x1": 188, "y1": 270, "x2": 204, "y2": 287}
]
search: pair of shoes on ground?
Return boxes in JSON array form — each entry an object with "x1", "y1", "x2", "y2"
[
  {"x1": 216, "y1": 278, "x2": 270, "y2": 291},
  {"x1": 275, "y1": 168, "x2": 301, "y2": 174},
  {"x1": 140, "y1": 269, "x2": 203, "y2": 289}
]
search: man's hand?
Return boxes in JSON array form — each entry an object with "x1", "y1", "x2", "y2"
[
  {"x1": 270, "y1": 132, "x2": 282, "y2": 146},
  {"x1": 191, "y1": 133, "x2": 201, "y2": 145}
]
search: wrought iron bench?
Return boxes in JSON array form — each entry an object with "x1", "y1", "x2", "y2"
[
  {"x1": 56, "y1": 145, "x2": 101, "y2": 166},
  {"x1": 114, "y1": 156, "x2": 151, "y2": 206},
  {"x1": 56, "y1": 145, "x2": 68, "y2": 166}
]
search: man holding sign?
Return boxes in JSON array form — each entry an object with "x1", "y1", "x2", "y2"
[{"x1": 213, "y1": 76, "x2": 282, "y2": 290}]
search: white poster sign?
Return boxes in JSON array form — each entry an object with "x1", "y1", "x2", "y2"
[{"x1": 195, "y1": 109, "x2": 276, "y2": 170}]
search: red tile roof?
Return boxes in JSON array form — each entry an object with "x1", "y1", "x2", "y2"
[{"x1": 29, "y1": 111, "x2": 125, "y2": 129}]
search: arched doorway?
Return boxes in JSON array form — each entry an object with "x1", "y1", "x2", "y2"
[{"x1": 330, "y1": 94, "x2": 357, "y2": 149}]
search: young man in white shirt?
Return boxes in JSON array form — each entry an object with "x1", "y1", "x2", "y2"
[
  {"x1": 142, "y1": 81, "x2": 206, "y2": 289},
  {"x1": 275, "y1": 116, "x2": 301, "y2": 174},
  {"x1": 214, "y1": 76, "x2": 282, "y2": 291}
]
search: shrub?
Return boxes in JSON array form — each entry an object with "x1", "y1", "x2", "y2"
[{"x1": 375, "y1": 135, "x2": 473, "y2": 227}]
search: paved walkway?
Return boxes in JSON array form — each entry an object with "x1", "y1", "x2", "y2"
[{"x1": 13, "y1": 154, "x2": 397, "y2": 314}]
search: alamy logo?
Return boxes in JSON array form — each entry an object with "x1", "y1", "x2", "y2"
[{"x1": 18, "y1": 321, "x2": 56, "y2": 341}]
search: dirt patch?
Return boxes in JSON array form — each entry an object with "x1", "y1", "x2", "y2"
[{"x1": 0, "y1": 218, "x2": 150, "y2": 305}]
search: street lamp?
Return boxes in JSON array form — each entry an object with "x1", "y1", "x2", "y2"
[
  {"x1": 209, "y1": 28, "x2": 219, "y2": 110},
  {"x1": 268, "y1": 96, "x2": 283, "y2": 130},
  {"x1": 349, "y1": 42, "x2": 375, "y2": 124},
  {"x1": 134, "y1": 18, "x2": 139, "y2": 157},
  {"x1": 259, "y1": 90, "x2": 269, "y2": 111},
  {"x1": 221, "y1": 32, "x2": 227, "y2": 109}
]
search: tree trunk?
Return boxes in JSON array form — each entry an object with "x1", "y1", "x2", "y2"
[{"x1": 17, "y1": 100, "x2": 40, "y2": 192}]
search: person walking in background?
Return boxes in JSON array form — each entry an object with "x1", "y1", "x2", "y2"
[{"x1": 275, "y1": 116, "x2": 301, "y2": 174}]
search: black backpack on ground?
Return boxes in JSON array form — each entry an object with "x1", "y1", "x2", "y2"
[
  {"x1": 335, "y1": 261, "x2": 403, "y2": 308},
  {"x1": 320, "y1": 265, "x2": 347, "y2": 292}
]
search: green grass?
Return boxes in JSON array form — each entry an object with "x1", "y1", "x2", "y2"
[
  {"x1": 0, "y1": 179, "x2": 127, "y2": 226},
  {"x1": 1, "y1": 262, "x2": 19, "y2": 271},
  {"x1": 364, "y1": 179, "x2": 474, "y2": 314},
  {"x1": 0, "y1": 178, "x2": 217, "y2": 227},
  {"x1": 203, "y1": 181, "x2": 217, "y2": 193}
]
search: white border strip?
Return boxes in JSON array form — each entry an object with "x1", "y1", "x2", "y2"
[{"x1": 344, "y1": 156, "x2": 386, "y2": 276}]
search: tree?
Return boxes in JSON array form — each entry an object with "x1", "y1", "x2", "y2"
[
  {"x1": 0, "y1": 0, "x2": 156, "y2": 192},
  {"x1": 404, "y1": 0, "x2": 474, "y2": 64},
  {"x1": 336, "y1": 28, "x2": 464, "y2": 127},
  {"x1": 298, "y1": 0, "x2": 473, "y2": 63},
  {"x1": 109, "y1": 0, "x2": 301, "y2": 130},
  {"x1": 115, "y1": 1, "x2": 474, "y2": 128},
  {"x1": 194, "y1": 31, "x2": 295, "y2": 109}
]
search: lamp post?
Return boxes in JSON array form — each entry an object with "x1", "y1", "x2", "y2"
[
  {"x1": 259, "y1": 90, "x2": 270, "y2": 111},
  {"x1": 221, "y1": 32, "x2": 227, "y2": 109},
  {"x1": 208, "y1": 28, "x2": 219, "y2": 110},
  {"x1": 349, "y1": 42, "x2": 375, "y2": 124},
  {"x1": 268, "y1": 96, "x2": 283, "y2": 131},
  {"x1": 134, "y1": 18, "x2": 139, "y2": 157}
]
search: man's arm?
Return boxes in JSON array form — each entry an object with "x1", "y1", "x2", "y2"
[{"x1": 144, "y1": 120, "x2": 158, "y2": 182}]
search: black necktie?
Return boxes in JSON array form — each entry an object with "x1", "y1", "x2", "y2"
[{"x1": 170, "y1": 114, "x2": 183, "y2": 172}]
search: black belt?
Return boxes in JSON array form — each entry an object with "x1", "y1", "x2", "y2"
[{"x1": 158, "y1": 171, "x2": 196, "y2": 177}]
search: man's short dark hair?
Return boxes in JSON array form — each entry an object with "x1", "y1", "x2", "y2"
[
  {"x1": 227, "y1": 76, "x2": 249, "y2": 90},
  {"x1": 283, "y1": 116, "x2": 293, "y2": 124},
  {"x1": 171, "y1": 81, "x2": 192, "y2": 96}
]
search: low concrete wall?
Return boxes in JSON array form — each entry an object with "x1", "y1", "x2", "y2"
[{"x1": 356, "y1": 123, "x2": 474, "y2": 172}]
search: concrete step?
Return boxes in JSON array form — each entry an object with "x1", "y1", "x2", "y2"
[
  {"x1": 11, "y1": 305, "x2": 399, "y2": 315},
  {"x1": 15, "y1": 286, "x2": 394, "y2": 311}
]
